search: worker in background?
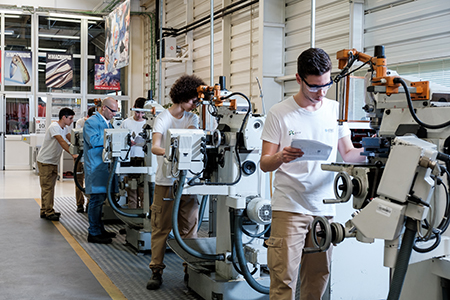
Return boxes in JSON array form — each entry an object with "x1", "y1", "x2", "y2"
[
  {"x1": 146, "y1": 74, "x2": 205, "y2": 290},
  {"x1": 74, "y1": 106, "x2": 96, "y2": 213},
  {"x1": 120, "y1": 97, "x2": 147, "y2": 208},
  {"x1": 260, "y1": 48, "x2": 365, "y2": 300},
  {"x1": 94, "y1": 98, "x2": 102, "y2": 112},
  {"x1": 37, "y1": 107, "x2": 78, "y2": 221},
  {"x1": 83, "y1": 97, "x2": 119, "y2": 244}
]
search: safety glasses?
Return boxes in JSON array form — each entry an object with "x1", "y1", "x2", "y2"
[
  {"x1": 105, "y1": 105, "x2": 118, "y2": 113},
  {"x1": 301, "y1": 77, "x2": 333, "y2": 93}
]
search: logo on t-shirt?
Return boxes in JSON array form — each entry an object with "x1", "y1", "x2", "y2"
[
  {"x1": 325, "y1": 128, "x2": 334, "y2": 133},
  {"x1": 288, "y1": 130, "x2": 301, "y2": 136}
]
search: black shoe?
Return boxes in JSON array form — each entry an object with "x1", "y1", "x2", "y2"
[
  {"x1": 88, "y1": 234, "x2": 112, "y2": 244},
  {"x1": 45, "y1": 213, "x2": 60, "y2": 221},
  {"x1": 146, "y1": 271, "x2": 163, "y2": 290},
  {"x1": 41, "y1": 212, "x2": 61, "y2": 218},
  {"x1": 119, "y1": 228, "x2": 126, "y2": 235},
  {"x1": 101, "y1": 231, "x2": 117, "y2": 238},
  {"x1": 76, "y1": 205, "x2": 84, "y2": 213}
]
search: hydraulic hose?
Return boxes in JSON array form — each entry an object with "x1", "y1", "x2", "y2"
[
  {"x1": 107, "y1": 157, "x2": 147, "y2": 218},
  {"x1": 73, "y1": 150, "x2": 85, "y2": 193},
  {"x1": 197, "y1": 195, "x2": 208, "y2": 231},
  {"x1": 172, "y1": 170, "x2": 225, "y2": 261},
  {"x1": 233, "y1": 209, "x2": 270, "y2": 294},
  {"x1": 387, "y1": 218, "x2": 416, "y2": 300},
  {"x1": 395, "y1": 77, "x2": 450, "y2": 129}
]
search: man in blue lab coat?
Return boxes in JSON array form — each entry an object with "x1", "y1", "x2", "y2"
[{"x1": 83, "y1": 96, "x2": 119, "y2": 244}]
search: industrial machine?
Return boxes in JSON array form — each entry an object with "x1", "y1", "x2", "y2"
[
  {"x1": 102, "y1": 99, "x2": 164, "y2": 253},
  {"x1": 305, "y1": 45, "x2": 450, "y2": 300},
  {"x1": 163, "y1": 78, "x2": 271, "y2": 300},
  {"x1": 71, "y1": 99, "x2": 164, "y2": 252}
]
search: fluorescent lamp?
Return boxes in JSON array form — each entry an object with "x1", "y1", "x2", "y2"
[
  {"x1": 4, "y1": 30, "x2": 14, "y2": 35},
  {"x1": 39, "y1": 34, "x2": 80, "y2": 40},
  {"x1": 47, "y1": 13, "x2": 103, "y2": 21},
  {"x1": 46, "y1": 17, "x2": 81, "y2": 23},
  {"x1": 5, "y1": 15, "x2": 22, "y2": 18},
  {"x1": 46, "y1": 17, "x2": 99, "y2": 25},
  {"x1": 38, "y1": 48, "x2": 67, "y2": 53}
]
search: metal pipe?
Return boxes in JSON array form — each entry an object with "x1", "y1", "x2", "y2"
[
  {"x1": 162, "y1": 0, "x2": 252, "y2": 37},
  {"x1": 210, "y1": 0, "x2": 214, "y2": 86},
  {"x1": 158, "y1": 0, "x2": 163, "y2": 104},
  {"x1": 310, "y1": 0, "x2": 316, "y2": 48},
  {"x1": 207, "y1": 0, "x2": 215, "y2": 131},
  {"x1": 163, "y1": 0, "x2": 258, "y2": 38}
]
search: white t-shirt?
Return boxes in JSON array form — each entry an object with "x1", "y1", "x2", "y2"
[
  {"x1": 76, "y1": 117, "x2": 86, "y2": 129},
  {"x1": 261, "y1": 96, "x2": 350, "y2": 217},
  {"x1": 153, "y1": 109, "x2": 199, "y2": 186},
  {"x1": 120, "y1": 116, "x2": 146, "y2": 158},
  {"x1": 37, "y1": 121, "x2": 70, "y2": 165}
]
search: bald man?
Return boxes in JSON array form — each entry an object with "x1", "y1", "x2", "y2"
[{"x1": 83, "y1": 97, "x2": 119, "y2": 244}]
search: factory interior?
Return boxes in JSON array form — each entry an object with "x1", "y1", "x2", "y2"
[{"x1": 0, "y1": 0, "x2": 449, "y2": 299}]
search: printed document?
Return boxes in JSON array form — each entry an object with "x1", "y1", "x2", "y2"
[{"x1": 290, "y1": 139, "x2": 332, "y2": 162}]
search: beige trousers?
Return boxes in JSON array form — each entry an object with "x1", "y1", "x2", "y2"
[
  {"x1": 149, "y1": 184, "x2": 199, "y2": 273},
  {"x1": 37, "y1": 162, "x2": 58, "y2": 217},
  {"x1": 266, "y1": 211, "x2": 333, "y2": 300},
  {"x1": 75, "y1": 161, "x2": 88, "y2": 206}
]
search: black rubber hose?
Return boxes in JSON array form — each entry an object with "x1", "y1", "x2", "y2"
[
  {"x1": 148, "y1": 181, "x2": 155, "y2": 206},
  {"x1": 197, "y1": 195, "x2": 208, "y2": 231},
  {"x1": 394, "y1": 77, "x2": 450, "y2": 129},
  {"x1": 73, "y1": 150, "x2": 85, "y2": 193},
  {"x1": 172, "y1": 170, "x2": 225, "y2": 261},
  {"x1": 241, "y1": 222, "x2": 271, "y2": 238},
  {"x1": 233, "y1": 209, "x2": 270, "y2": 294},
  {"x1": 387, "y1": 218, "x2": 416, "y2": 300},
  {"x1": 107, "y1": 158, "x2": 147, "y2": 218}
]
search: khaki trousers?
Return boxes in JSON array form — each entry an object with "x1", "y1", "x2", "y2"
[
  {"x1": 125, "y1": 176, "x2": 144, "y2": 208},
  {"x1": 75, "y1": 161, "x2": 88, "y2": 206},
  {"x1": 266, "y1": 211, "x2": 333, "y2": 300},
  {"x1": 149, "y1": 184, "x2": 198, "y2": 273},
  {"x1": 37, "y1": 162, "x2": 58, "y2": 217},
  {"x1": 123, "y1": 157, "x2": 144, "y2": 209}
]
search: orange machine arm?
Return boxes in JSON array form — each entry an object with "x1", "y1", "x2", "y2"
[
  {"x1": 336, "y1": 47, "x2": 429, "y2": 99},
  {"x1": 197, "y1": 84, "x2": 238, "y2": 129}
]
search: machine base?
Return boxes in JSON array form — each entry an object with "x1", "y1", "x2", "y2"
[
  {"x1": 186, "y1": 266, "x2": 270, "y2": 300},
  {"x1": 125, "y1": 225, "x2": 152, "y2": 253},
  {"x1": 167, "y1": 237, "x2": 270, "y2": 300}
]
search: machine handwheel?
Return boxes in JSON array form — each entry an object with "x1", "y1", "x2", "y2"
[
  {"x1": 311, "y1": 216, "x2": 332, "y2": 252},
  {"x1": 333, "y1": 171, "x2": 353, "y2": 203}
]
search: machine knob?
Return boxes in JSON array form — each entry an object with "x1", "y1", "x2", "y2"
[{"x1": 246, "y1": 197, "x2": 272, "y2": 225}]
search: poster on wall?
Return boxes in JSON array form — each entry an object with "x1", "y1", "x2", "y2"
[
  {"x1": 105, "y1": 0, "x2": 130, "y2": 72},
  {"x1": 5, "y1": 50, "x2": 32, "y2": 86},
  {"x1": 45, "y1": 53, "x2": 74, "y2": 89},
  {"x1": 94, "y1": 56, "x2": 120, "y2": 90}
]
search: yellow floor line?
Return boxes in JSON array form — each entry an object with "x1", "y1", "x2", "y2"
[{"x1": 35, "y1": 198, "x2": 127, "y2": 300}]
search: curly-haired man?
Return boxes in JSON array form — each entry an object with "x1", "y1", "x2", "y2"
[{"x1": 146, "y1": 74, "x2": 205, "y2": 290}]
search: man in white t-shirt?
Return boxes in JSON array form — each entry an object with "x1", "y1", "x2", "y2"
[
  {"x1": 120, "y1": 97, "x2": 147, "y2": 208},
  {"x1": 146, "y1": 74, "x2": 205, "y2": 290},
  {"x1": 260, "y1": 48, "x2": 365, "y2": 300},
  {"x1": 37, "y1": 107, "x2": 78, "y2": 221}
]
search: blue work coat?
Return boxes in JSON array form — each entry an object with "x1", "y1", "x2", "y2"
[{"x1": 83, "y1": 112, "x2": 117, "y2": 195}]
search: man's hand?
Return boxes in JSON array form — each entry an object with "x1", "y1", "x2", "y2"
[
  {"x1": 72, "y1": 154, "x2": 79, "y2": 160},
  {"x1": 279, "y1": 146, "x2": 304, "y2": 163}
]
